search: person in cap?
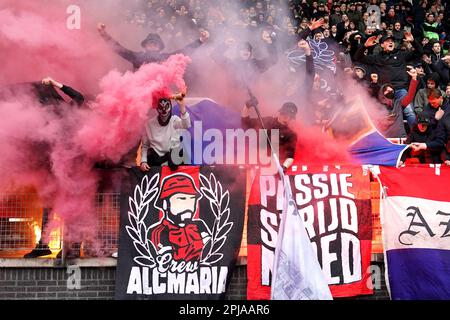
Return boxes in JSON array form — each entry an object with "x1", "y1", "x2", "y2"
[
  {"x1": 97, "y1": 23, "x2": 209, "y2": 70},
  {"x1": 403, "y1": 112, "x2": 442, "y2": 164},
  {"x1": 355, "y1": 31, "x2": 422, "y2": 128},
  {"x1": 411, "y1": 105, "x2": 450, "y2": 165},
  {"x1": 149, "y1": 173, "x2": 211, "y2": 262},
  {"x1": 140, "y1": 92, "x2": 191, "y2": 172},
  {"x1": 241, "y1": 97, "x2": 298, "y2": 172},
  {"x1": 354, "y1": 31, "x2": 423, "y2": 91}
]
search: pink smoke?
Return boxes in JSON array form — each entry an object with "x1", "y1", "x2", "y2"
[
  {"x1": 77, "y1": 55, "x2": 191, "y2": 162},
  {"x1": 0, "y1": 0, "x2": 192, "y2": 249},
  {"x1": 0, "y1": 0, "x2": 126, "y2": 93},
  {"x1": 0, "y1": 54, "x2": 191, "y2": 249},
  {"x1": 0, "y1": 0, "x2": 392, "y2": 252}
]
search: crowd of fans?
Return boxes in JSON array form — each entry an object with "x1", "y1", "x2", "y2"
[
  {"x1": 119, "y1": 0, "x2": 450, "y2": 165},
  {"x1": 7, "y1": 0, "x2": 450, "y2": 259}
]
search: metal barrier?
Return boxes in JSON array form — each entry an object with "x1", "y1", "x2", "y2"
[
  {"x1": 0, "y1": 192, "x2": 120, "y2": 258},
  {"x1": 90, "y1": 192, "x2": 120, "y2": 256},
  {"x1": 0, "y1": 193, "x2": 40, "y2": 252}
]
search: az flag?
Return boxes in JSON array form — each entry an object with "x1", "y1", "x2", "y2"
[{"x1": 376, "y1": 165, "x2": 450, "y2": 300}]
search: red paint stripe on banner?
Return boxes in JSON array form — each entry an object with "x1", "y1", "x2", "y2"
[
  {"x1": 246, "y1": 244, "x2": 271, "y2": 300},
  {"x1": 248, "y1": 174, "x2": 261, "y2": 206},
  {"x1": 379, "y1": 166, "x2": 450, "y2": 202}
]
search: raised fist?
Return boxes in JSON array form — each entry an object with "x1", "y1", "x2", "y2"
[
  {"x1": 297, "y1": 39, "x2": 311, "y2": 55},
  {"x1": 370, "y1": 73, "x2": 378, "y2": 83},
  {"x1": 365, "y1": 36, "x2": 378, "y2": 47},
  {"x1": 262, "y1": 30, "x2": 273, "y2": 44},
  {"x1": 42, "y1": 77, "x2": 54, "y2": 86},
  {"x1": 97, "y1": 23, "x2": 106, "y2": 33},
  {"x1": 199, "y1": 29, "x2": 210, "y2": 43},
  {"x1": 406, "y1": 68, "x2": 417, "y2": 80}
]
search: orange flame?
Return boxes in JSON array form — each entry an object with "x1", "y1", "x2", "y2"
[
  {"x1": 32, "y1": 221, "x2": 41, "y2": 244},
  {"x1": 48, "y1": 213, "x2": 62, "y2": 251},
  {"x1": 31, "y1": 211, "x2": 62, "y2": 252}
]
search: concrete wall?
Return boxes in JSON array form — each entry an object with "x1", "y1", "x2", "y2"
[{"x1": 0, "y1": 262, "x2": 389, "y2": 300}]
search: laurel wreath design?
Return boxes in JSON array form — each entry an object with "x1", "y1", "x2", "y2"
[
  {"x1": 126, "y1": 173, "x2": 160, "y2": 268},
  {"x1": 126, "y1": 172, "x2": 232, "y2": 268},
  {"x1": 199, "y1": 173, "x2": 233, "y2": 266}
]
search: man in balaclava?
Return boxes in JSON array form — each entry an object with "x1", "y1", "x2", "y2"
[
  {"x1": 377, "y1": 68, "x2": 418, "y2": 138},
  {"x1": 140, "y1": 94, "x2": 191, "y2": 171}
]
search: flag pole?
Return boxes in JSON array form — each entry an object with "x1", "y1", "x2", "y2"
[
  {"x1": 245, "y1": 87, "x2": 332, "y2": 300},
  {"x1": 245, "y1": 86, "x2": 284, "y2": 178}
]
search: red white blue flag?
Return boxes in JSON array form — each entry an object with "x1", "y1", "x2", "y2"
[{"x1": 376, "y1": 165, "x2": 450, "y2": 300}]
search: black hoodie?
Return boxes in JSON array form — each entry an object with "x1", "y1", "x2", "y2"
[{"x1": 354, "y1": 39, "x2": 423, "y2": 90}]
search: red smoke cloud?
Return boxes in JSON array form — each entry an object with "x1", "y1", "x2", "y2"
[
  {"x1": 0, "y1": 54, "x2": 191, "y2": 247},
  {"x1": 77, "y1": 55, "x2": 191, "y2": 162},
  {"x1": 0, "y1": 0, "x2": 387, "y2": 250},
  {"x1": 0, "y1": 0, "x2": 192, "y2": 248},
  {"x1": 0, "y1": 0, "x2": 124, "y2": 94}
]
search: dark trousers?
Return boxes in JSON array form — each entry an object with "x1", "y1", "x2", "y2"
[
  {"x1": 36, "y1": 208, "x2": 50, "y2": 246},
  {"x1": 147, "y1": 148, "x2": 184, "y2": 171}
]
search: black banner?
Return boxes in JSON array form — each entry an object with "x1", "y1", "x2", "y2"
[{"x1": 115, "y1": 165, "x2": 246, "y2": 299}]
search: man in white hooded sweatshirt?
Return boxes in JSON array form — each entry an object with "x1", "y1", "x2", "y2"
[{"x1": 140, "y1": 94, "x2": 191, "y2": 171}]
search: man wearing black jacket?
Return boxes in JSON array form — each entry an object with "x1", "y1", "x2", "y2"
[
  {"x1": 239, "y1": 39, "x2": 315, "y2": 172},
  {"x1": 354, "y1": 33, "x2": 423, "y2": 91},
  {"x1": 23, "y1": 77, "x2": 86, "y2": 258},
  {"x1": 97, "y1": 23, "x2": 209, "y2": 70},
  {"x1": 211, "y1": 29, "x2": 278, "y2": 89},
  {"x1": 242, "y1": 100, "x2": 298, "y2": 172},
  {"x1": 355, "y1": 33, "x2": 422, "y2": 127},
  {"x1": 432, "y1": 54, "x2": 450, "y2": 88},
  {"x1": 403, "y1": 113, "x2": 442, "y2": 164},
  {"x1": 412, "y1": 110, "x2": 450, "y2": 166},
  {"x1": 39, "y1": 77, "x2": 84, "y2": 106}
]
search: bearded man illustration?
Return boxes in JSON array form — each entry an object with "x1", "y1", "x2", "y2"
[{"x1": 149, "y1": 173, "x2": 211, "y2": 262}]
